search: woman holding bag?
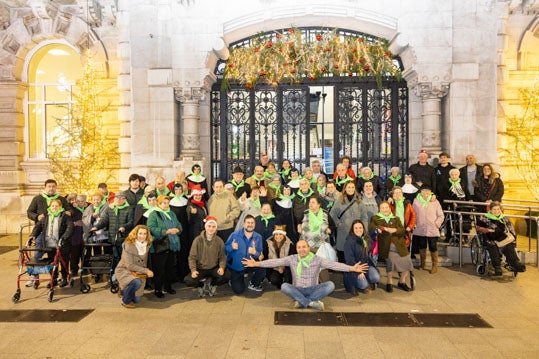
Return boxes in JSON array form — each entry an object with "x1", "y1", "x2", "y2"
[
  {"x1": 115, "y1": 225, "x2": 154, "y2": 308},
  {"x1": 147, "y1": 195, "x2": 182, "y2": 298}
]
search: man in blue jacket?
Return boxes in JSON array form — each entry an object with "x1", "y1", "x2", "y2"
[{"x1": 225, "y1": 215, "x2": 266, "y2": 294}]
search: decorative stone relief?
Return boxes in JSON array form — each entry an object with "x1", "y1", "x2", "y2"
[
  {"x1": 414, "y1": 82, "x2": 449, "y2": 100},
  {"x1": 182, "y1": 134, "x2": 200, "y2": 150},
  {"x1": 422, "y1": 131, "x2": 441, "y2": 147},
  {"x1": 1, "y1": 33, "x2": 20, "y2": 55}
]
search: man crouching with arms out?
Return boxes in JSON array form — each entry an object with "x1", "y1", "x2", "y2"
[{"x1": 242, "y1": 240, "x2": 368, "y2": 311}]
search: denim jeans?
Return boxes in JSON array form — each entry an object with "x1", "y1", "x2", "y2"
[
  {"x1": 281, "y1": 281, "x2": 335, "y2": 308},
  {"x1": 354, "y1": 266, "x2": 380, "y2": 290},
  {"x1": 229, "y1": 267, "x2": 266, "y2": 294},
  {"x1": 122, "y1": 278, "x2": 143, "y2": 305}
]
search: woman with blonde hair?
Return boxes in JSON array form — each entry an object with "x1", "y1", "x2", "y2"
[{"x1": 115, "y1": 225, "x2": 154, "y2": 308}]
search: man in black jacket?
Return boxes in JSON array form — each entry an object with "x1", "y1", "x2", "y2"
[
  {"x1": 408, "y1": 149, "x2": 436, "y2": 194},
  {"x1": 459, "y1": 154, "x2": 483, "y2": 201}
]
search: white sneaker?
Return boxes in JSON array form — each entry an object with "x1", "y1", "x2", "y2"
[
  {"x1": 247, "y1": 282, "x2": 263, "y2": 292},
  {"x1": 209, "y1": 284, "x2": 217, "y2": 296},
  {"x1": 308, "y1": 300, "x2": 325, "y2": 311},
  {"x1": 293, "y1": 301, "x2": 301, "y2": 309},
  {"x1": 25, "y1": 275, "x2": 38, "y2": 287}
]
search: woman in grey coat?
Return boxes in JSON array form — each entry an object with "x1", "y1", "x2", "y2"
[
  {"x1": 330, "y1": 181, "x2": 368, "y2": 262},
  {"x1": 114, "y1": 225, "x2": 154, "y2": 308}
]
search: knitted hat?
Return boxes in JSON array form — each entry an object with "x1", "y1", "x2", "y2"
[
  {"x1": 273, "y1": 224, "x2": 287, "y2": 236},
  {"x1": 204, "y1": 215, "x2": 218, "y2": 227}
]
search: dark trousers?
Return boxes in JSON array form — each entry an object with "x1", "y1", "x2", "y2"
[
  {"x1": 267, "y1": 268, "x2": 292, "y2": 289},
  {"x1": 69, "y1": 244, "x2": 83, "y2": 276},
  {"x1": 217, "y1": 228, "x2": 234, "y2": 243},
  {"x1": 486, "y1": 242, "x2": 521, "y2": 269},
  {"x1": 151, "y1": 250, "x2": 176, "y2": 291},
  {"x1": 184, "y1": 267, "x2": 229, "y2": 287},
  {"x1": 229, "y1": 267, "x2": 266, "y2": 294},
  {"x1": 414, "y1": 235, "x2": 438, "y2": 252}
]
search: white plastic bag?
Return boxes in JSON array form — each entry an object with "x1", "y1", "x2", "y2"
[{"x1": 315, "y1": 242, "x2": 337, "y2": 262}]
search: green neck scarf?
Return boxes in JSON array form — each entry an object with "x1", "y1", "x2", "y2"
[
  {"x1": 94, "y1": 202, "x2": 104, "y2": 215},
  {"x1": 448, "y1": 177, "x2": 461, "y2": 190},
  {"x1": 260, "y1": 213, "x2": 275, "y2": 226},
  {"x1": 190, "y1": 172, "x2": 201, "y2": 181},
  {"x1": 231, "y1": 179, "x2": 245, "y2": 191},
  {"x1": 76, "y1": 206, "x2": 86, "y2": 214},
  {"x1": 268, "y1": 182, "x2": 281, "y2": 192},
  {"x1": 395, "y1": 198, "x2": 405, "y2": 225},
  {"x1": 264, "y1": 170, "x2": 276, "y2": 180},
  {"x1": 376, "y1": 211, "x2": 395, "y2": 223},
  {"x1": 251, "y1": 174, "x2": 265, "y2": 185},
  {"x1": 41, "y1": 192, "x2": 59, "y2": 206},
  {"x1": 335, "y1": 175, "x2": 352, "y2": 186},
  {"x1": 486, "y1": 212, "x2": 505, "y2": 223},
  {"x1": 153, "y1": 206, "x2": 171, "y2": 220},
  {"x1": 359, "y1": 173, "x2": 374, "y2": 181},
  {"x1": 280, "y1": 168, "x2": 291, "y2": 177},
  {"x1": 416, "y1": 193, "x2": 432, "y2": 208},
  {"x1": 317, "y1": 184, "x2": 325, "y2": 194},
  {"x1": 308, "y1": 209, "x2": 324, "y2": 234},
  {"x1": 138, "y1": 196, "x2": 150, "y2": 209},
  {"x1": 389, "y1": 174, "x2": 401, "y2": 185},
  {"x1": 308, "y1": 177, "x2": 317, "y2": 185},
  {"x1": 296, "y1": 252, "x2": 315, "y2": 277},
  {"x1": 47, "y1": 207, "x2": 65, "y2": 218},
  {"x1": 278, "y1": 193, "x2": 295, "y2": 201},
  {"x1": 297, "y1": 188, "x2": 314, "y2": 203},
  {"x1": 113, "y1": 202, "x2": 130, "y2": 216},
  {"x1": 156, "y1": 188, "x2": 170, "y2": 196},
  {"x1": 252, "y1": 198, "x2": 261, "y2": 209}
]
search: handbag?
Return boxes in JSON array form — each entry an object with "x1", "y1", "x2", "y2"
[
  {"x1": 496, "y1": 232, "x2": 515, "y2": 248},
  {"x1": 131, "y1": 271, "x2": 148, "y2": 279},
  {"x1": 153, "y1": 236, "x2": 170, "y2": 253}
]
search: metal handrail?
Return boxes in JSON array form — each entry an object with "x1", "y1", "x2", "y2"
[
  {"x1": 443, "y1": 199, "x2": 539, "y2": 252},
  {"x1": 501, "y1": 198, "x2": 539, "y2": 205},
  {"x1": 442, "y1": 209, "x2": 539, "y2": 268}
]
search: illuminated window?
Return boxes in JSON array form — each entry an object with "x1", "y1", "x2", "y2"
[{"x1": 26, "y1": 44, "x2": 82, "y2": 159}]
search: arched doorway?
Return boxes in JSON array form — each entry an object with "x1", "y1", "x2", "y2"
[{"x1": 210, "y1": 28, "x2": 408, "y2": 181}]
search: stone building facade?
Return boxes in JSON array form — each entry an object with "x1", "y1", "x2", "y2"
[{"x1": 0, "y1": 0, "x2": 537, "y2": 232}]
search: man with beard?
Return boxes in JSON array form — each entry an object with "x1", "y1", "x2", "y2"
[{"x1": 224, "y1": 215, "x2": 266, "y2": 294}]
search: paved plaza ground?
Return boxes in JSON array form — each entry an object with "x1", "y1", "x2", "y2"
[{"x1": 0, "y1": 233, "x2": 538, "y2": 359}]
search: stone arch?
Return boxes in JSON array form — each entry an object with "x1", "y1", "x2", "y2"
[
  {"x1": 207, "y1": 5, "x2": 416, "y2": 81},
  {"x1": 516, "y1": 16, "x2": 539, "y2": 71}
]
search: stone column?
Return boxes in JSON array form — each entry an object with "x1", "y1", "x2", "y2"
[
  {"x1": 414, "y1": 82, "x2": 449, "y2": 154},
  {"x1": 175, "y1": 86, "x2": 206, "y2": 159}
]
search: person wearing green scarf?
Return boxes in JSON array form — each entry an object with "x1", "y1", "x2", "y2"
[
  {"x1": 147, "y1": 195, "x2": 182, "y2": 298},
  {"x1": 246, "y1": 165, "x2": 267, "y2": 189},
  {"x1": 279, "y1": 159, "x2": 292, "y2": 184},
  {"x1": 357, "y1": 167, "x2": 386, "y2": 199},
  {"x1": 333, "y1": 163, "x2": 354, "y2": 192},
  {"x1": 187, "y1": 164, "x2": 209, "y2": 201},
  {"x1": 267, "y1": 174, "x2": 282, "y2": 201},
  {"x1": 230, "y1": 166, "x2": 251, "y2": 199},
  {"x1": 27, "y1": 179, "x2": 72, "y2": 223},
  {"x1": 385, "y1": 167, "x2": 404, "y2": 197},
  {"x1": 155, "y1": 176, "x2": 171, "y2": 197},
  {"x1": 91, "y1": 192, "x2": 134, "y2": 252},
  {"x1": 369, "y1": 201, "x2": 413, "y2": 293},
  {"x1": 476, "y1": 201, "x2": 526, "y2": 275},
  {"x1": 29, "y1": 198, "x2": 73, "y2": 287},
  {"x1": 292, "y1": 179, "x2": 317, "y2": 231},
  {"x1": 412, "y1": 184, "x2": 444, "y2": 274},
  {"x1": 299, "y1": 197, "x2": 330, "y2": 252},
  {"x1": 255, "y1": 203, "x2": 276, "y2": 240},
  {"x1": 242, "y1": 239, "x2": 368, "y2": 310}
]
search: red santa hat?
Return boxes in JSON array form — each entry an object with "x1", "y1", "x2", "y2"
[
  {"x1": 191, "y1": 184, "x2": 206, "y2": 195},
  {"x1": 204, "y1": 215, "x2": 218, "y2": 227}
]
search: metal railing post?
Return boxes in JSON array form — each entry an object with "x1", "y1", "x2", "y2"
[{"x1": 458, "y1": 213, "x2": 463, "y2": 267}]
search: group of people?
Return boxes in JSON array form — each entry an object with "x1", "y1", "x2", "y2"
[{"x1": 24, "y1": 150, "x2": 525, "y2": 310}]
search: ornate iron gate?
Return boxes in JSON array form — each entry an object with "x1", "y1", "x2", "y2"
[{"x1": 210, "y1": 29, "x2": 408, "y2": 182}]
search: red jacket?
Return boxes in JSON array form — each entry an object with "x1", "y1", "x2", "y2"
[{"x1": 390, "y1": 201, "x2": 416, "y2": 244}]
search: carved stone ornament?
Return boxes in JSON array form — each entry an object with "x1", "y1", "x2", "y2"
[
  {"x1": 182, "y1": 134, "x2": 200, "y2": 150},
  {"x1": 414, "y1": 82, "x2": 449, "y2": 100},
  {"x1": 422, "y1": 130, "x2": 441, "y2": 147},
  {"x1": 174, "y1": 87, "x2": 207, "y2": 102}
]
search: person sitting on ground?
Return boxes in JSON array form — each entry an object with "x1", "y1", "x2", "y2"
[
  {"x1": 412, "y1": 184, "x2": 444, "y2": 273},
  {"x1": 476, "y1": 201, "x2": 526, "y2": 275},
  {"x1": 343, "y1": 220, "x2": 380, "y2": 295},
  {"x1": 114, "y1": 225, "x2": 154, "y2": 308},
  {"x1": 263, "y1": 225, "x2": 295, "y2": 289},
  {"x1": 28, "y1": 199, "x2": 73, "y2": 288},
  {"x1": 225, "y1": 215, "x2": 266, "y2": 294},
  {"x1": 369, "y1": 201, "x2": 413, "y2": 292},
  {"x1": 184, "y1": 216, "x2": 229, "y2": 296},
  {"x1": 242, "y1": 239, "x2": 368, "y2": 311}
]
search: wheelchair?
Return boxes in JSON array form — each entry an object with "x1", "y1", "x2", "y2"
[
  {"x1": 471, "y1": 233, "x2": 521, "y2": 277},
  {"x1": 441, "y1": 204, "x2": 480, "y2": 247}
]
